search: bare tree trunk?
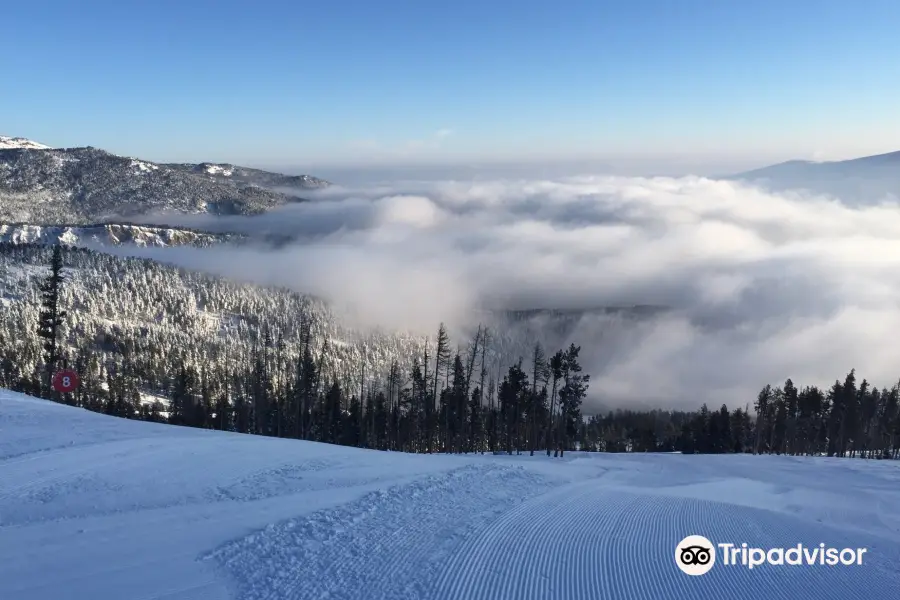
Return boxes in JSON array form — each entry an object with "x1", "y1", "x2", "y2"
[{"x1": 547, "y1": 378, "x2": 558, "y2": 456}]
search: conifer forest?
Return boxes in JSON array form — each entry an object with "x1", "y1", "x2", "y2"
[{"x1": 2, "y1": 242, "x2": 899, "y2": 459}]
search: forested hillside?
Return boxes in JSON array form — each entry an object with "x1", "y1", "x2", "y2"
[
  {"x1": 0, "y1": 146, "x2": 325, "y2": 224},
  {"x1": 2, "y1": 243, "x2": 899, "y2": 457}
]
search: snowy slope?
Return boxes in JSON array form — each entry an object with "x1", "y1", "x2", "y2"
[{"x1": 2, "y1": 389, "x2": 900, "y2": 600}]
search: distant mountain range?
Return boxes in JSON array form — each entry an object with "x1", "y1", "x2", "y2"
[
  {"x1": 0, "y1": 136, "x2": 329, "y2": 225},
  {"x1": 728, "y1": 149, "x2": 900, "y2": 203}
]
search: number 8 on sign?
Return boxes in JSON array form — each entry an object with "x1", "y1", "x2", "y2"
[{"x1": 53, "y1": 369, "x2": 80, "y2": 393}]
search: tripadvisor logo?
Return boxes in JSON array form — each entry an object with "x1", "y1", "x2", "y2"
[
  {"x1": 675, "y1": 535, "x2": 868, "y2": 575},
  {"x1": 676, "y1": 535, "x2": 716, "y2": 575}
]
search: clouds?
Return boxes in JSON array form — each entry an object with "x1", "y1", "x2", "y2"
[{"x1": 117, "y1": 174, "x2": 900, "y2": 411}]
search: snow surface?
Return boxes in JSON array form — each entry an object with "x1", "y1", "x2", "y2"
[
  {"x1": 2, "y1": 388, "x2": 899, "y2": 600},
  {"x1": 130, "y1": 159, "x2": 160, "y2": 173},
  {"x1": 0, "y1": 136, "x2": 51, "y2": 150},
  {"x1": 205, "y1": 164, "x2": 234, "y2": 176}
]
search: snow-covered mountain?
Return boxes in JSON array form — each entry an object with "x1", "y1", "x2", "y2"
[
  {"x1": 0, "y1": 142, "x2": 330, "y2": 224},
  {"x1": 0, "y1": 135, "x2": 51, "y2": 150},
  {"x1": 728, "y1": 149, "x2": 900, "y2": 203}
]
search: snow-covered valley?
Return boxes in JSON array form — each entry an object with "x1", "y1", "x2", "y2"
[{"x1": 2, "y1": 388, "x2": 898, "y2": 600}]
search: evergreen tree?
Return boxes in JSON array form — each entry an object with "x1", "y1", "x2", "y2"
[
  {"x1": 557, "y1": 344, "x2": 588, "y2": 456},
  {"x1": 529, "y1": 343, "x2": 549, "y2": 456},
  {"x1": 37, "y1": 244, "x2": 67, "y2": 397},
  {"x1": 754, "y1": 384, "x2": 772, "y2": 454},
  {"x1": 324, "y1": 382, "x2": 343, "y2": 444},
  {"x1": 431, "y1": 324, "x2": 451, "y2": 438}
]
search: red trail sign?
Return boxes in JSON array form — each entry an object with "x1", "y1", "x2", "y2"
[{"x1": 52, "y1": 369, "x2": 80, "y2": 394}]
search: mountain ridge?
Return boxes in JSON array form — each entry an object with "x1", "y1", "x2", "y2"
[
  {"x1": 163, "y1": 161, "x2": 328, "y2": 192},
  {"x1": 0, "y1": 138, "x2": 330, "y2": 225},
  {"x1": 726, "y1": 149, "x2": 900, "y2": 203},
  {"x1": 729, "y1": 148, "x2": 900, "y2": 180},
  {"x1": 0, "y1": 222, "x2": 240, "y2": 247}
]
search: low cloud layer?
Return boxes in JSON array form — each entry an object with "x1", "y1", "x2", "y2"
[{"x1": 118, "y1": 175, "x2": 900, "y2": 411}]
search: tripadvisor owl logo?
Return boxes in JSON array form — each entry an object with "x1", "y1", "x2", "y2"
[
  {"x1": 675, "y1": 535, "x2": 868, "y2": 574},
  {"x1": 675, "y1": 535, "x2": 716, "y2": 575}
]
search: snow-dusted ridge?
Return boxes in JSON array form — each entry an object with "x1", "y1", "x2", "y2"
[
  {"x1": 165, "y1": 160, "x2": 331, "y2": 191},
  {"x1": 1, "y1": 388, "x2": 899, "y2": 600},
  {"x1": 0, "y1": 135, "x2": 51, "y2": 150},
  {"x1": 0, "y1": 140, "x2": 329, "y2": 224},
  {"x1": 0, "y1": 222, "x2": 238, "y2": 247}
]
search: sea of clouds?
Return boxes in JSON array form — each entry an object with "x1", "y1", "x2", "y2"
[{"x1": 118, "y1": 174, "x2": 900, "y2": 410}]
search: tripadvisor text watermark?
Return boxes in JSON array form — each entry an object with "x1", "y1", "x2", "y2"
[{"x1": 675, "y1": 535, "x2": 868, "y2": 576}]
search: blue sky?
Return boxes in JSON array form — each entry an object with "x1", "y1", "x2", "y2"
[{"x1": 4, "y1": 0, "x2": 899, "y2": 172}]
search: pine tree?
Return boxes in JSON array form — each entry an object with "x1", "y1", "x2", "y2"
[
  {"x1": 754, "y1": 384, "x2": 772, "y2": 454},
  {"x1": 296, "y1": 335, "x2": 317, "y2": 440},
  {"x1": 782, "y1": 378, "x2": 799, "y2": 454},
  {"x1": 409, "y1": 357, "x2": 426, "y2": 451},
  {"x1": 432, "y1": 323, "x2": 450, "y2": 425},
  {"x1": 37, "y1": 244, "x2": 67, "y2": 397},
  {"x1": 557, "y1": 344, "x2": 588, "y2": 457},
  {"x1": 529, "y1": 343, "x2": 549, "y2": 456},
  {"x1": 169, "y1": 364, "x2": 195, "y2": 426},
  {"x1": 324, "y1": 381, "x2": 343, "y2": 444}
]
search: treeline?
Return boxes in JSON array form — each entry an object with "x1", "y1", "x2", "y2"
[
  {"x1": 7, "y1": 318, "x2": 592, "y2": 456},
  {"x1": 749, "y1": 373, "x2": 900, "y2": 458},
  {"x1": 584, "y1": 373, "x2": 900, "y2": 459}
]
